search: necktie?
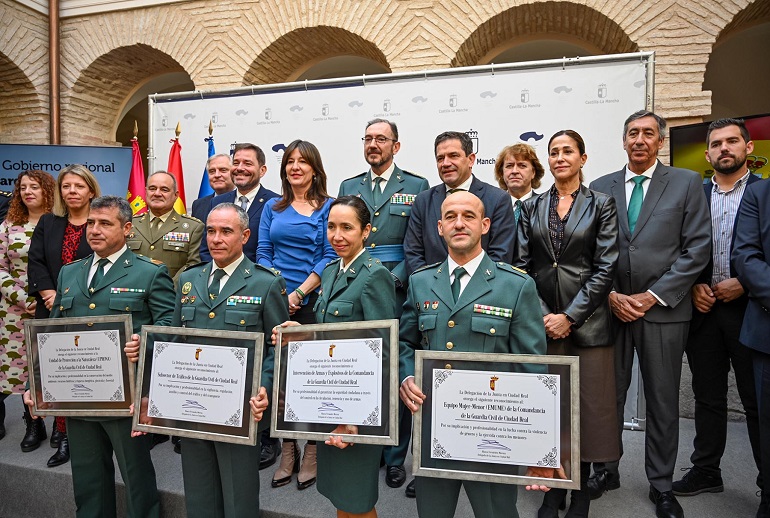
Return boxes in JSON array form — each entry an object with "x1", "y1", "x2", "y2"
[
  {"x1": 151, "y1": 217, "x2": 162, "y2": 241},
  {"x1": 627, "y1": 176, "x2": 648, "y2": 234},
  {"x1": 89, "y1": 258, "x2": 110, "y2": 292},
  {"x1": 447, "y1": 188, "x2": 465, "y2": 195},
  {"x1": 451, "y1": 266, "x2": 466, "y2": 303},
  {"x1": 373, "y1": 176, "x2": 385, "y2": 206},
  {"x1": 239, "y1": 196, "x2": 249, "y2": 211},
  {"x1": 209, "y1": 268, "x2": 226, "y2": 301},
  {"x1": 514, "y1": 200, "x2": 522, "y2": 225}
]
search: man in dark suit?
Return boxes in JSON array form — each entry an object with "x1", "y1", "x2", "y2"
[
  {"x1": 589, "y1": 110, "x2": 711, "y2": 518},
  {"x1": 199, "y1": 143, "x2": 278, "y2": 263},
  {"x1": 25, "y1": 196, "x2": 175, "y2": 518},
  {"x1": 674, "y1": 119, "x2": 762, "y2": 499},
  {"x1": 338, "y1": 118, "x2": 429, "y2": 491},
  {"x1": 190, "y1": 154, "x2": 235, "y2": 222},
  {"x1": 404, "y1": 131, "x2": 516, "y2": 276},
  {"x1": 399, "y1": 191, "x2": 548, "y2": 518},
  {"x1": 732, "y1": 175, "x2": 770, "y2": 518}
]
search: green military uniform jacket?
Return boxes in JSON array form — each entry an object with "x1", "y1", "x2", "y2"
[
  {"x1": 338, "y1": 165, "x2": 429, "y2": 285},
  {"x1": 173, "y1": 257, "x2": 289, "y2": 430},
  {"x1": 127, "y1": 209, "x2": 203, "y2": 282}
]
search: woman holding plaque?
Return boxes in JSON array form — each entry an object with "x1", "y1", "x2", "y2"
[
  {"x1": 0, "y1": 170, "x2": 56, "y2": 442},
  {"x1": 27, "y1": 164, "x2": 100, "y2": 467},
  {"x1": 258, "y1": 139, "x2": 337, "y2": 489},
  {"x1": 514, "y1": 130, "x2": 619, "y2": 518},
  {"x1": 275, "y1": 195, "x2": 396, "y2": 517}
]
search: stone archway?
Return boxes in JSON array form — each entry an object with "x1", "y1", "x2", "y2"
[
  {"x1": 62, "y1": 44, "x2": 192, "y2": 146},
  {"x1": 243, "y1": 26, "x2": 390, "y2": 85},
  {"x1": 0, "y1": 52, "x2": 47, "y2": 144},
  {"x1": 704, "y1": 0, "x2": 770, "y2": 118},
  {"x1": 452, "y1": 1, "x2": 638, "y2": 67}
]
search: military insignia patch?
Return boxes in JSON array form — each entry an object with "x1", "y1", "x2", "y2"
[
  {"x1": 432, "y1": 301, "x2": 439, "y2": 310},
  {"x1": 181, "y1": 282, "x2": 192, "y2": 294},
  {"x1": 423, "y1": 301, "x2": 430, "y2": 310}
]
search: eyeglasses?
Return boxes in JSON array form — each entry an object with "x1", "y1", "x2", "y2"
[{"x1": 362, "y1": 136, "x2": 397, "y2": 145}]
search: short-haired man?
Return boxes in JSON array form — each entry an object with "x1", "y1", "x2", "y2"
[
  {"x1": 589, "y1": 110, "x2": 711, "y2": 518},
  {"x1": 338, "y1": 118, "x2": 429, "y2": 490},
  {"x1": 494, "y1": 143, "x2": 545, "y2": 225},
  {"x1": 191, "y1": 154, "x2": 236, "y2": 221},
  {"x1": 673, "y1": 119, "x2": 762, "y2": 498},
  {"x1": 128, "y1": 171, "x2": 204, "y2": 283},
  {"x1": 173, "y1": 203, "x2": 289, "y2": 518},
  {"x1": 404, "y1": 131, "x2": 516, "y2": 276},
  {"x1": 200, "y1": 143, "x2": 278, "y2": 263},
  {"x1": 399, "y1": 191, "x2": 548, "y2": 517},
  {"x1": 731, "y1": 166, "x2": 770, "y2": 518},
  {"x1": 25, "y1": 196, "x2": 175, "y2": 518}
]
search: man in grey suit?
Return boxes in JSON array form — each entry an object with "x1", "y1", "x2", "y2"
[
  {"x1": 404, "y1": 131, "x2": 516, "y2": 276},
  {"x1": 589, "y1": 110, "x2": 711, "y2": 518}
]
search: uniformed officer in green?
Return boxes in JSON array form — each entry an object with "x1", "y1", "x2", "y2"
[
  {"x1": 399, "y1": 191, "x2": 549, "y2": 518},
  {"x1": 25, "y1": 196, "x2": 175, "y2": 518},
  {"x1": 127, "y1": 170, "x2": 203, "y2": 283},
  {"x1": 173, "y1": 202, "x2": 289, "y2": 518},
  {"x1": 338, "y1": 118, "x2": 429, "y2": 489}
]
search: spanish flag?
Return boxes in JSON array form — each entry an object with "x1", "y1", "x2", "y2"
[
  {"x1": 127, "y1": 137, "x2": 147, "y2": 215},
  {"x1": 167, "y1": 129, "x2": 187, "y2": 214}
]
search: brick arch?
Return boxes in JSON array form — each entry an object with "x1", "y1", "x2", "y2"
[
  {"x1": 243, "y1": 26, "x2": 390, "y2": 85},
  {"x1": 63, "y1": 44, "x2": 191, "y2": 145},
  {"x1": 0, "y1": 52, "x2": 46, "y2": 144},
  {"x1": 451, "y1": 1, "x2": 638, "y2": 67},
  {"x1": 719, "y1": 0, "x2": 770, "y2": 38}
]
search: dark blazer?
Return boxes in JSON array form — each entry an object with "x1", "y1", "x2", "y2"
[
  {"x1": 589, "y1": 162, "x2": 711, "y2": 323},
  {"x1": 403, "y1": 175, "x2": 515, "y2": 275},
  {"x1": 28, "y1": 213, "x2": 92, "y2": 318},
  {"x1": 190, "y1": 193, "x2": 215, "y2": 223},
  {"x1": 0, "y1": 191, "x2": 11, "y2": 222},
  {"x1": 514, "y1": 185, "x2": 619, "y2": 346},
  {"x1": 199, "y1": 185, "x2": 278, "y2": 262},
  {"x1": 732, "y1": 178, "x2": 770, "y2": 353}
]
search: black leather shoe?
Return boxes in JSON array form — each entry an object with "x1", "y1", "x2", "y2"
[
  {"x1": 150, "y1": 434, "x2": 169, "y2": 450},
  {"x1": 386, "y1": 465, "x2": 406, "y2": 488},
  {"x1": 587, "y1": 469, "x2": 620, "y2": 500},
  {"x1": 47, "y1": 435, "x2": 70, "y2": 467},
  {"x1": 50, "y1": 426, "x2": 65, "y2": 448},
  {"x1": 174, "y1": 439, "x2": 182, "y2": 454},
  {"x1": 20, "y1": 411, "x2": 46, "y2": 452},
  {"x1": 405, "y1": 478, "x2": 416, "y2": 498},
  {"x1": 649, "y1": 487, "x2": 684, "y2": 518},
  {"x1": 260, "y1": 437, "x2": 280, "y2": 470},
  {"x1": 672, "y1": 466, "x2": 724, "y2": 496}
]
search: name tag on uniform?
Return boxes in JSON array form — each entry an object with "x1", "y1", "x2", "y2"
[
  {"x1": 227, "y1": 296, "x2": 262, "y2": 306},
  {"x1": 110, "y1": 287, "x2": 146, "y2": 294},
  {"x1": 390, "y1": 193, "x2": 417, "y2": 205},
  {"x1": 164, "y1": 232, "x2": 190, "y2": 242},
  {"x1": 473, "y1": 304, "x2": 512, "y2": 319}
]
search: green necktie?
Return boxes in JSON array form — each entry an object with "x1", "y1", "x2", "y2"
[
  {"x1": 514, "y1": 199, "x2": 522, "y2": 225},
  {"x1": 89, "y1": 258, "x2": 110, "y2": 292},
  {"x1": 451, "y1": 266, "x2": 466, "y2": 303},
  {"x1": 627, "y1": 176, "x2": 648, "y2": 234},
  {"x1": 373, "y1": 176, "x2": 385, "y2": 206},
  {"x1": 208, "y1": 268, "x2": 226, "y2": 301}
]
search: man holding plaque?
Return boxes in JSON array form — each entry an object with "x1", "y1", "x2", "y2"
[
  {"x1": 25, "y1": 196, "x2": 176, "y2": 518},
  {"x1": 173, "y1": 202, "x2": 289, "y2": 518},
  {"x1": 399, "y1": 191, "x2": 548, "y2": 518}
]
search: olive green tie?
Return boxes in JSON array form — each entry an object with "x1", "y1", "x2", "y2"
[
  {"x1": 451, "y1": 266, "x2": 466, "y2": 303},
  {"x1": 89, "y1": 258, "x2": 110, "y2": 292},
  {"x1": 373, "y1": 176, "x2": 385, "y2": 206},
  {"x1": 628, "y1": 176, "x2": 648, "y2": 234},
  {"x1": 209, "y1": 268, "x2": 226, "y2": 301}
]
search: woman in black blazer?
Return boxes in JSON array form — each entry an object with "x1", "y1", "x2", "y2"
[
  {"x1": 26, "y1": 164, "x2": 100, "y2": 468},
  {"x1": 514, "y1": 133, "x2": 619, "y2": 518}
]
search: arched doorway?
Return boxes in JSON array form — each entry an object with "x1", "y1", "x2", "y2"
[{"x1": 0, "y1": 52, "x2": 46, "y2": 144}]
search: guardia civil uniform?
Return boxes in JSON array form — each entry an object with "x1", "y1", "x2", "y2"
[
  {"x1": 399, "y1": 252, "x2": 547, "y2": 518},
  {"x1": 173, "y1": 255, "x2": 289, "y2": 518},
  {"x1": 338, "y1": 164, "x2": 429, "y2": 467},
  {"x1": 313, "y1": 250, "x2": 396, "y2": 514},
  {"x1": 127, "y1": 209, "x2": 203, "y2": 282},
  {"x1": 51, "y1": 246, "x2": 175, "y2": 518}
]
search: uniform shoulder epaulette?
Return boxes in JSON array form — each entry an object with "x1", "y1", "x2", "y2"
[
  {"x1": 496, "y1": 261, "x2": 528, "y2": 277},
  {"x1": 253, "y1": 263, "x2": 281, "y2": 276},
  {"x1": 132, "y1": 213, "x2": 147, "y2": 221},
  {"x1": 183, "y1": 261, "x2": 207, "y2": 272},
  {"x1": 181, "y1": 213, "x2": 203, "y2": 224},
  {"x1": 365, "y1": 257, "x2": 382, "y2": 269},
  {"x1": 67, "y1": 256, "x2": 89, "y2": 266},
  {"x1": 324, "y1": 257, "x2": 342, "y2": 269},
  {"x1": 399, "y1": 169, "x2": 423, "y2": 178},
  {"x1": 134, "y1": 254, "x2": 165, "y2": 267},
  {"x1": 0, "y1": 190, "x2": 11, "y2": 197},
  {"x1": 414, "y1": 261, "x2": 441, "y2": 274}
]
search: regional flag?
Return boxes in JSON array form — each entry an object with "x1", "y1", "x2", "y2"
[
  {"x1": 167, "y1": 134, "x2": 187, "y2": 214},
  {"x1": 127, "y1": 138, "x2": 147, "y2": 215}
]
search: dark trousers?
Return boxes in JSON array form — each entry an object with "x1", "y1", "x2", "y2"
[
  {"x1": 415, "y1": 477, "x2": 519, "y2": 518},
  {"x1": 754, "y1": 350, "x2": 770, "y2": 508},
  {"x1": 615, "y1": 319, "x2": 688, "y2": 491},
  {"x1": 685, "y1": 301, "x2": 761, "y2": 484}
]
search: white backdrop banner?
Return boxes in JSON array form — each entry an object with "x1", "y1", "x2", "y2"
[{"x1": 149, "y1": 53, "x2": 653, "y2": 203}]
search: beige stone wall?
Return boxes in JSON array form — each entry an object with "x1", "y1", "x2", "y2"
[{"x1": 0, "y1": 0, "x2": 763, "y2": 149}]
